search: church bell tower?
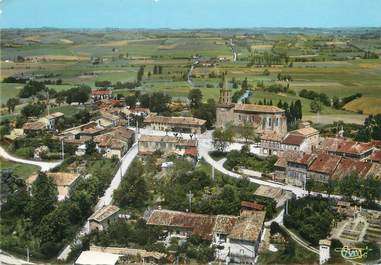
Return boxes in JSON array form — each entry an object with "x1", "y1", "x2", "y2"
[{"x1": 219, "y1": 72, "x2": 232, "y2": 105}]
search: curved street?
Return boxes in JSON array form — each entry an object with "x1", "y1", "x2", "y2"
[{"x1": 0, "y1": 146, "x2": 62, "y2": 172}]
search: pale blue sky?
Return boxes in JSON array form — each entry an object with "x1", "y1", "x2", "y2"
[{"x1": 1, "y1": 0, "x2": 380, "y2": 28}]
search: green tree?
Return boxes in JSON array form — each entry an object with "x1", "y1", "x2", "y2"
[
  {"x1": 65, "y1": 85, "x2": 91, "y2": 104},
  {"x1": 85, "y1": 140, "x2": 97, "y2": 155},
  {"x1": 212, "y1": 127, "x2": 235, "y2": 152},
  {"x1": 113, "y1": 160, "x2": 149, "y2": 209},
  {"x1": 6, "y1": 97, "x2": 19, "y2": 113},
  {"x1": 306, "y1": 179, "x2": 314, "y2": 195},
  {"x1": 192, "y1": 99, "x2": 216, "y2": 129},
  {"x1": 340, "y1": 173, "x2": 358, "y2": 199},
  {"x1": 137, "y1": 65, "x2": 145, "y2": 82},
  {"x1": 238, "y1": 122, "x2": 257, "y2": 143},
  {"x1": 21, "y1": 102, "x2": 46, "y2": 117},
  {"x1": 294, "y1": 100, "x2": 303, "y2": 120},
  {"x1": 188, "y1": 89, "x2": 203, "y2": 109},
  {"x1": 28, "y1": 172, "x2": 58, "y2": 224},
  {"x1": 360, "y1": 175, "x2": 381, "y2": 203},
  {"x1": 310, "y1": 98, "x2": 323, "y2": 113},
  {"x1": 125, "y1": 95, "x2": 137, "y2": 107}
]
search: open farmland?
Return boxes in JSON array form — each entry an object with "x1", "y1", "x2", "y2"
[{"x1": 1, "y1": 29, "x2": 381, "y2": 123}]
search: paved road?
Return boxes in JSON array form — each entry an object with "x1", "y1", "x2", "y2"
[
  {"x1": 96, "y1": 143, "x2": 138, "y2": 209},
  {"x1": 0, "y1": 251, "x2": 34, "y2": 265},
  {"x1": 0, "y1": 146, "x2": 62, "y2": 172},
  {"x1": 57, "y1": 143, "x2": 139, "y2": 260}
]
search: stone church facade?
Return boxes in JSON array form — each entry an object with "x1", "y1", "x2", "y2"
[{"x1": 216, "y1": 77, "x2": 287, "y2": 137}]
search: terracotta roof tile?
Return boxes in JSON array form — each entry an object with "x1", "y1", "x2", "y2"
[
  {"x1": 144, "y1": 115, "x2": 206, "y2": 126},
  {"x1": 228, "y1": 211, "x2": 266, "y2": 242},
  {"x1": 282, "y1": 134, "x2": 305, "y2": 146},
  {"x1": 309, "y1": 154, "x2": 341, "y2": 175},
  {"x1": 234, "y1": 104, "x2": 284, "y2": 113}
]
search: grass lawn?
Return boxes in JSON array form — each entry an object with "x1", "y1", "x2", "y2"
[
  {"x1": 258, "y1": 241, "x2": 318, "y2": 265},
  {"x1": 0, "y1": 83, "x2": 24, "y2": 104},
  {"x1": 0, "y1": 158, "x2": 40, "y2": 178}
]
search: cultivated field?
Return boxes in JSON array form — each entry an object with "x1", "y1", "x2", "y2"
[{"x1": 1, "y1": 29, "x2": 381, "y2": 123}]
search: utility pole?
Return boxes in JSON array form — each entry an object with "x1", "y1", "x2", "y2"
[
  {"x1": 61, "y1": 140, "x2": 64, "y2": 160},
  {"x1": 26, "y1": 247, "x2": 30, "y2": 263},
  {"x1": 187, "y1": 191, "x2": 193, "y2": 213},
  {"x1": 47, "y1": 89, "x2": 50, "y2": 116}
]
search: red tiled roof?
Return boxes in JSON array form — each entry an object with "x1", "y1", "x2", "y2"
[
  {"x1": 282, "y1": 134, "x2": 305, "y2": 146},
  {"x1": 369, "y1": 150, "x2": 381, "y2": 163},
  {"x1": 240, "y1": 201, "x2": 265, "y2": 211},
  {"x1": 309, "y1": 154, "x2": 341, "y2": 175},
  {"x1": 291, "y1": 153, "x2": 317, "y2": 166},
  {"x1": 234, "y1": 104, "x2": 284, "y2": 113},
  {"x1": 319, "y1": 137, "x2": 373, "y2": 155},
  {"x1": 22, "y1": 121, "x2": 46, "y2": 130},
  {"x1": 184, "y1": 147, "x2": 198, "y2": 157},
  {"x1": 331, "y1": 158, "x2": 373, "y2": 180},
  {"x1": 92, "y1": 90, "x2": 112, "y2": 96},
  {"x1": 147, "y1": 210, "x2": 216, "y2": 240}
]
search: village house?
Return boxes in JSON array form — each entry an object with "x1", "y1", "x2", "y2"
[
  {"x1": 3, "y1": 128, "x2": 24, "y2": 143},
  {"x1": 92, "y1": 89, "x2": 113, "y2": 101},
  {"x1": 286, "y1": 153, "x2": 317, "y2": 188},
  {"x1": 283, "y1": 152, "x2": 381, "y2": 187},
  {"x1": 93, "y1": 127, "x2": 135, "y2": 159},
  {"x1": 307, "y1": 153, "x2": 342, "y2": 183},
  {"x1": 318, "y1": 137, "x2": 374, "y2": 160},
  {"x1": 96, "y1": 110, "x2": 126, "y2": 128},
  {"x1": 216, "y1": 75, "x2": 287, "y2": 138},
  {"x1": 22, "y1": 120, "x2": 47, "y2": 134},
  {"x1": 59, "y1": 121, "x2": 109, "y2": 145},
  {"x1": 27, "y1": 172, "x2": 81, "y2": 201},
  {"x1": 22, "y1": 112, "x2": 65, "y2": 134},
  {"x1": 89, "y1": 205, "x2": 120, "y2": 231},
  {"x1": 42, "y1": 112, "x2": 64, "y2": 130},
  {"x1": 146, "y1": 209, "x2": 266, "y2": 263},
  {"x1": 261, "y1": 127, "x2": 319, "y2": 156},
  {"x1": 138, "y1": 135, "x2": 198, "y2": 158},
  {"x1": 144, "y1": 114, "x2": 206, "y2": 134}
]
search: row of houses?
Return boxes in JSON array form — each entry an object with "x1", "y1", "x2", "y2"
[{"x1": 275, "y1": 151, "x2": 381, "y2": 187}]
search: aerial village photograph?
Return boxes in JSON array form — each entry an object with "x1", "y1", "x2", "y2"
[{"x1": 0, "y1": 0, "x2": 380, "y2": 264}]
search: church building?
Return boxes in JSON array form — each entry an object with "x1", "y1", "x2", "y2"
[{"x1": 216, "y1": 74, "x2": 287, "y2": 137}]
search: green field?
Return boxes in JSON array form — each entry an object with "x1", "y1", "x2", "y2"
[{"x1": 1, "y1": 29, "x2": 381, "y2": 124}]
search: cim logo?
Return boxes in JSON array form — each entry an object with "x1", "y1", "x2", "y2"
[{"x1": 335, "y1": 246, "x2": 372, "y2": 260}]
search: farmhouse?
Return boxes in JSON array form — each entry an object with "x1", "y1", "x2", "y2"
[
  {"x1": 146, "y1": 209, "x2": 266, "y2": 262},
  {"x1": 144, "y1": 114, "x2": 206, "y2": 134},
  {"x1": 138, "y1": 135, "x2": 198, "y2": 158},
  {"x1": 308, "y1": 154, "x2": 342, "y2": 183},
  {"x1": 89, "y1": 205, "x2": 120, "y2": 231},
  {"x1": 261, "y1": 127, "x2": 319, "y2": 156},
  {"x1": 22, "y1": 121, "x2": 47, "y2": 134},
  {"x1": 27, "y1": 172, "x2": 81, "y2": 201},
  {"x1": 43, "y1": 112, "x2": 64, "y2": 130},
  {"x1": 94, "y1": 127, "x2": 135, "y2": 159},
  {"x1": 216, "y1": 75, "x2": 287, "y2": 138},
  {"x1": 286, "y1": 153, "x2": 317, "y2": 187},
  {"x1": 92, "y1": 89, "x2": 113, "y2": 101}
]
